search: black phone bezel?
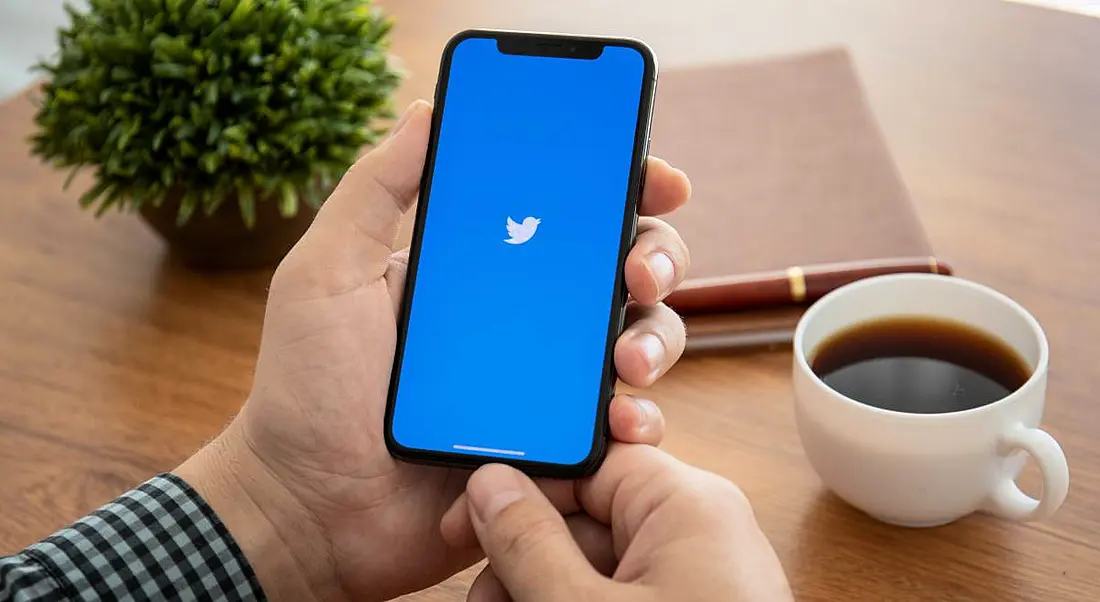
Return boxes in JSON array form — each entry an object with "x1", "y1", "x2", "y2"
[{"x1": 383, "y1": 29, "x2": 659, "y2": 479}]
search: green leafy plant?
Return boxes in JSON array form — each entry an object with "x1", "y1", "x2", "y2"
[{"x1": 31, "y1": 0, "x2": 401, "y2": 227}]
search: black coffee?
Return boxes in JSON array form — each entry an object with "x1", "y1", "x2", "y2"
[{"x1": 810, "y1": 316, "x2": 1032, "y2": 414}]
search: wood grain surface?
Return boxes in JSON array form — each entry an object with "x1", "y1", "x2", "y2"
[{"x1": 1, "y1": 0, "x2": 1098, "y2": 600}]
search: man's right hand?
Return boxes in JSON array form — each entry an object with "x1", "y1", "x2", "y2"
[{"x1": 457, "y1": 445, "x2": 794, "y2": 602}]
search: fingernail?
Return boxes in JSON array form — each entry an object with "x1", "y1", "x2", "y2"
[
  {"x1": 637, "y1": 332, "x2": 665, "y2": 379},
  {"x1": 467, "y1": 464, "x2": 524, "y2": 524},
  {"x1": 648, "y1": 252, "x2": 676, "y2": 296},
  {"x1": 634, "y1": 397, "x2": 659, "y2": 434},
  {"x1": 388, "y1": 100, "x2": 423, "y2": 138}
]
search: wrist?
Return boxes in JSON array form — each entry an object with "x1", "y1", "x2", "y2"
[{"x1": 175, "y1": 421, "x2": 335, "y2": 602}]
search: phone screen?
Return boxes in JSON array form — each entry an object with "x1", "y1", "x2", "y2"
[{"x1": 388, "y1": 34, "x2": 651, "y2": 468}]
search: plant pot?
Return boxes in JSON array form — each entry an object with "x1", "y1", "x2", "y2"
[{"x1": 140, "y1": 188, "x2": 318, "y2": 270}]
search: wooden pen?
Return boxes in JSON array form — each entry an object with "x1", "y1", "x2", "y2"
[
  {"x1": 683, "y1": 306, "x2": 803, "y2": 354},
  {"x1": 667, "y1": 256, "x2": 953, "y2": 315}
]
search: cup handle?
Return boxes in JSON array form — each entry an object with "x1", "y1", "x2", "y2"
[{"x1": 982, "y1": 423, "x2": 1069, "y2": 521}]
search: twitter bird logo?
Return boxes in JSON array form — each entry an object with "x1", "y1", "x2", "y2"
[{"x1": 505, "y1": 216, "x2": 541, "y2": 245}]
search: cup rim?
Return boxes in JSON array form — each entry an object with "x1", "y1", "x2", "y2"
[{"x1": 792, "y1": 273, "x2": 1049, "y2": 419}]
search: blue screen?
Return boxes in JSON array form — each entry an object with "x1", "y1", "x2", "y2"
[{"x1": 390, "y1": 37, "x2": 646, "y2": 466}]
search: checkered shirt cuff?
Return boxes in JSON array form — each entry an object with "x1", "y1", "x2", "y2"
[{"x1": 2, "y1": 473, "x2": 265, "y2": 601}]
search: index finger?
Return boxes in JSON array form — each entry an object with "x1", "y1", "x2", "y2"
[
  {"x1": 575, "y1": 444, "x2": 752, "y2": 556},
  {"x1": 640, "y1": 157, "x2": 691, "y2": 217},
  {"x1": 581, "y1": 446, "x2": 794, "y2": 599}
]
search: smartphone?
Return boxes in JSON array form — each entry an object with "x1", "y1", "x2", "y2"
[{"x1": 384, "y1": 29, "x2": 657, "y2": 478}]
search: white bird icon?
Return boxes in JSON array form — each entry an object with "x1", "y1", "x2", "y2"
[{"x1": 504, "y1": 216, "x2": 541, "y2": 245}]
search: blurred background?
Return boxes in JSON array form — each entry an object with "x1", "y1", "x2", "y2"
[
  {"x1": 0, "y1": 1, "x2": 80, "y2": 97},
  {"x1": 0, "y1": 0, "x2": 1098, "y2": 99}
]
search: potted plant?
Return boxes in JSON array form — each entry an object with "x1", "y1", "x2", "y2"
[{"x1": 30, "y1": 0, "x2": 401, "y2": 269}]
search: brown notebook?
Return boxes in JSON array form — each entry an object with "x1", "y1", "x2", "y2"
[{"x1": 650, "y1": 48, "x2": 932, "y2": 300}]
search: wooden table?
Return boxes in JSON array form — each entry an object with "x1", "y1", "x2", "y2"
[{"x1": 2, "y1": 0, "x2": 1098, "y2": 599}]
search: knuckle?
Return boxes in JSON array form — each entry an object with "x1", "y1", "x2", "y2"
[
  {"x1": 716, "y1": 478, "x2": 754, "y2": 512},
  {"x1": 494, "y1": 509, "x2": 566, "y2": 563},
  {"x1": 697, "y1": 475, "x2": 756, "y2": 523},
  {"x1": 636, "y1": 453, "x2": 754, "y2": 518},
  {"x1": 271, "y1": 254, "x2": 359, "y2": 300},
  {"x1": 615, "y1": 441, "x2": 670, "y2": 468}
]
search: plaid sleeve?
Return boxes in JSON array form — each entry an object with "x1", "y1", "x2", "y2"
[{"x1": 0, "y1": 474, "x2": 265, "y2": 601}]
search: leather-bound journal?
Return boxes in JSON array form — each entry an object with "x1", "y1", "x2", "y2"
[{"x1": 650, "y1": 48, "x2": 936, "y2": 315}]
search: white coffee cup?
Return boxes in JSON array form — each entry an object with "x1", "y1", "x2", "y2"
[{"x1": 792, "y1": 273, "x2": 1069, "y2": 526}]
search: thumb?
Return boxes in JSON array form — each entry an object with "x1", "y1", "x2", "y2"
[
  {"x1": 467, "y1": 465, "x2": 604, "y2": 602},
  {"x1": 306, "y1": 99, "x2": 432, "y2": 275}
]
